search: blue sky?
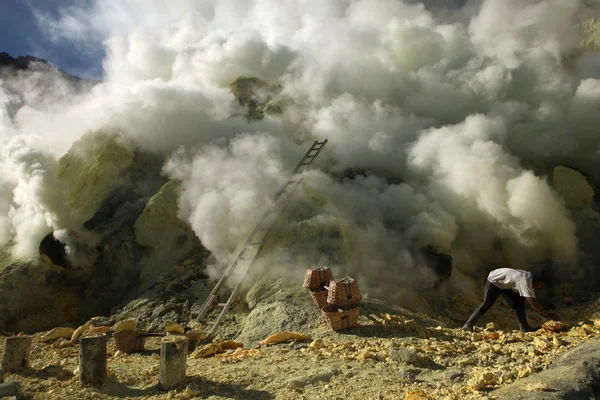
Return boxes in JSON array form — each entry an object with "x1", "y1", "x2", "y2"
[{"x1": 0, "y1": 0, "x2": 104, "y2": 79}]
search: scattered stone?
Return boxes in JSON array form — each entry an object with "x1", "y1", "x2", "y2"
[
  {"x1": 290, "y1": 342, "x2": 307, "y2": 351},
  {"x1": 40, "y1": 327, "x2": 75, "y2": 343},
  {"x1": 468, "y1": 372, "x2": 497, "y2": 391},
  {"x1": 471, "y1": 333, "x2": 485, "y2": 342},
  {"x1": 388, "y1": 347, "x2": 418, "y2": 364},
  {"x1": 397, "y1": 370, "x2": 417, "y2": 381},
  {"x1": 182, "y1": 385, "x2": 201, "y2": 397},
  {"x1": 405, "y1": 390, "x2": 430, "y2": 400},
  {"x1": 444, "y1": 370, "x2": 465, "y2": 382},
  {"x1": 308, "y1": 339, "x2": 325, "y2": 349},
  {"x1": 533, "y1": 337, "x2": 551, "y2": 351},
  {"x1": 485, "y1": 322, "x2": 496, "y2": 331},
  {"x1": 552, "y1": 336, "x2": 563, "y2": 348},
  {"x1": 496, "y1": 355, "x2": 511, "y2": 364},
  {"x1": 42, "y1": 364, "x2": 73, "y2": 377},
  {"x1": 457, "y1": 357, "x2": 477, "y2": 366},
  {"x1": 0, "y1": 382, "x2": 21, "y2": 398},
  {"x1": 397, "y1": 366, "x2": 421, "y2": 382},
  {"x1": 358, "y1": 349, "x2": 374, "y2": 359},
  {"x1": 516, "y1": 364, "x2": 534, "y2": 378},
  {"x1": 286, "y1": 368, "x2": 339, "y2": 389}
]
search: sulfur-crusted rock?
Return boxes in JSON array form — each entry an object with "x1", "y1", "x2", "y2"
[
  {"x1": 134, "y1": 180, "x2": 204, "y2": 284},
  {"x1": 533, "y1": 337, "x2": 552, "y2": 351}
]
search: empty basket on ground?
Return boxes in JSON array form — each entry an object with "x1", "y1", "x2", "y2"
[
  {"x1": 303, "y1": 266, "x2": 334, "y2": 291},
  {"x1": 113, "y1": 331, "x2": 147, "y2": 354},
  {"x1": 327, "y1": 277, "x2": 361, "y2": 306},
  {"x1": 309, "y1": 289, "x2": 328, "y2": 309},
  {"x1": 322, "y1": 304, "x2": 360, "y2": 331}
]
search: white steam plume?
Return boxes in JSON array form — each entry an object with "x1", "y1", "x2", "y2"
[{"x1": 1, "y1": 0, "x2": 599, "y2": 300}]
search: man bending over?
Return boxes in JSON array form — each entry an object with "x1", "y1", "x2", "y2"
[{"x1": 462, "y1": 268, "x2": 559, "y2": 332}]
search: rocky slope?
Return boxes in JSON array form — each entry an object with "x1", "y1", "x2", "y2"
[
  {"x1": 0, "y1": 288, "x2": 598, "y2": 400},
  {"x1": 2, "y1": 49, "x2": 600, "y2": 400}
]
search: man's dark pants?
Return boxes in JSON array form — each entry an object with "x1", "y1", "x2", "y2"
[{"x1": 463, "y1": 280, "x2": 531, "y2": 331}]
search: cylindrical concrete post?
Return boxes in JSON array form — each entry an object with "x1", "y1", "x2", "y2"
[
  {"x1": 1, "y1": 336, "x2": 32, "y2": 372},
  {"x1": 79, "y1": 335, "x2": 108, "y2": 385},
  {"x1": 159, "y1": 336, "x2": 188, "y2": 390}
]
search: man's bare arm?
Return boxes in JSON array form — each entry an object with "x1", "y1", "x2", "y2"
[{"x1": 527, "y1": 297, "x2": 559, "y2": 320}]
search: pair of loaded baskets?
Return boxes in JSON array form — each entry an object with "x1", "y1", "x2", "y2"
[{"x1": 303, "y1": 266, "x2": 361, "y2": 331}]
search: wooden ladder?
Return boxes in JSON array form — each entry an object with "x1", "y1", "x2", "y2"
[{"x1": 196, "y1": 139, "x2": 328, "y2": 338}]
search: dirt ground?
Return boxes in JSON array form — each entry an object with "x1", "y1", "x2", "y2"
[{"x1": 2, "y1": 293, "x2": 599, "y2": 400}]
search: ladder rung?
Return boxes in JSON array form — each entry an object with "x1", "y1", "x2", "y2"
[{"x1": 197, "y1": 138, "x2": 327, "y2": 336}]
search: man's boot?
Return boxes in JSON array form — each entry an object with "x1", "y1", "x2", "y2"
[{"x1": 462, "y1": 310, "x2": 484, "y2": 331}]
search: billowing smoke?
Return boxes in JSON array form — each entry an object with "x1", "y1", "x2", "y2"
[{"x1": 2, "y1": 0, "x2": 600, "y2": 305}]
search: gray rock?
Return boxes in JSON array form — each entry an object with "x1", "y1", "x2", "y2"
[
  {"x1": 0, "y1": 260, "x2": 83, "y2": 332},
  {"x1": 0, "y1": 382, "x2": 21, "y2": 399},
  {"x1": 151, "y1": 304, "x2": 169, "y2": 318},
  {"x1": 389, "y1": 347, "x2": 418, "y2": 364},
  {"x1": 397, "y1": 371, "x2": 417, "y2": 381},
  {"x1": 496, "y1": 355, "x2": 511, "y2": 364},
  {"x1": 235, "y1": 278, "x2": 318, "y2": 346},
  {"x1": 41, "y1": 365, "x2": 73, "y2": 377},
  {"x1": 491, "y1": 337, "x2": 600, "y2": 399},
  {"x1": 444, "y1": 370, "x2": 466, "y2": 382},
  {"x1": 286, "y1": 368, "x2": 340, "y2": 389}
]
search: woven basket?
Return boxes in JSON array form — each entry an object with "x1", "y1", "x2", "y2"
[
  {"x1": 113, "y1": 331, "x2": 147, "y2": 353},
  {"x1": 303, "y1": 266, "x2": 334, "y2": 291},
  {"x1": 321, "y1": 304, "x2": 360, "y2": 331},
  {"x1": 309, "y1": 289, "x2": 328, "y2": 309},
  {"x1": 326, "y1": 277, "x2": 361, "y2": 306}
]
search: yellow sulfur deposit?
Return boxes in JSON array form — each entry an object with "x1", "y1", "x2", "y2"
[
  {"x1": 114, "y1": 319, "x2": 137, "y2": 332},
  {"x1": 259, "y1": 331, "x2": 311, "y2": 345},
  {"x1": 58, "y1": 130, "x2": 134, "y2": 217}
]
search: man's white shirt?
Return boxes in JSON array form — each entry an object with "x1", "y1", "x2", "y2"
[{"x1": 487, "y1": 268, "x2": 535, "y2": 298}]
